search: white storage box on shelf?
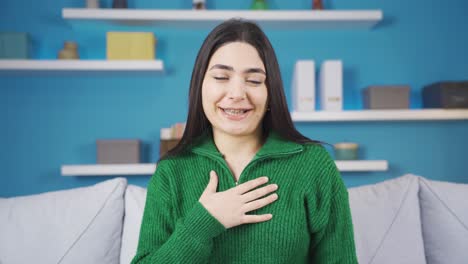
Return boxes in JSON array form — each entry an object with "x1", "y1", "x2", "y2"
[
  {"x1": 319, "y1": 60, "x2": 343, "y2": 111},
  {"x1": 292, "y1": 60, "x2": 316, "y2": 112}
]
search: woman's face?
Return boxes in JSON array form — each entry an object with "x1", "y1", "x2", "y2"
[{"x1": 202, "y1": 42, "x2": 268, "y2": 138}]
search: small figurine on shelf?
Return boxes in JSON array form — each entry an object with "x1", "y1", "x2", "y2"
[
  {"x1": 112, "y1": 0, "x2": 127, "y2": 9},
  {"x1": 193, "y1": 0, "x2": 206, "y2": 10},
  {"x1": 251, "y1": 0, "x2": 268, "y2": 10},
  {"x1": 333, "y1": 142, "x2": 359, "y2": 160},
  {"x1": 86, "y1": 0, "x2": 100, "y2": 8},
  {"x1": 313, "y1": 0, "x2": 324, "y2": 10},
  {"x1": 58, "y1": 41, "x2": 79, "y2": 60},
  {"x1": 159, "y1": 122, "x2": 186, "y2": 157}
]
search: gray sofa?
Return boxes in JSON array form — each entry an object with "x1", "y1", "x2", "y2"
[{"x1": 1, "y1": 174, "x2": 467, "y2": 264}]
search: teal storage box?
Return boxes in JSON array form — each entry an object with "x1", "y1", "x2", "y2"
[{"x1": 0, "y1": 32, "x2": 30, "y2": 59}]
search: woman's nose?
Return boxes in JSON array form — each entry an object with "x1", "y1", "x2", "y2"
[{"x1": 227, "y1": 78, "x2": 247, "y2": 100}]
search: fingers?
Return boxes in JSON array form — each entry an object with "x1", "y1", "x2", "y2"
[
  {"x1": 241, "y1": 214, "x2": 273, "y2": 224},
  {"x1": 200, "y1": 172, "x2": 277, "y2": 229},
  {"x1": 242, "y1": 183, "x2": 278, "y2": 203},
  {"x1": 242, "y1": 193, "x2": 278, "y2": 213},
  {"x1": 234, "y1": 176, "x2": 269, "y2": 194},
  {"x1": 204, "y1": 170, "x2": 218, "y2": 194}
]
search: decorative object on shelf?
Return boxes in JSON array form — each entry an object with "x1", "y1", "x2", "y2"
[
  {"x1": 193, "y1": 0, "x2": 206, "y2": 10},
  {"x1": 112, "y1": 0, "x2": 127, "y2": 9},
  {"x1": 86, "y1": 0, "x2": 100, "y2": 8},
  {"x1": 160, "y1": 129, "x2": 178, "y2": 158},
  {"x1": 160, "y1": 123, "x2": 185, "y2": 157},
  {"x1": 292, "y1": 60, "x2": 316, "y2": 112},
  {"x1": 97, "y1": 139, "x2": 141, "y2": 164},
  {"x1": 313, "y1": 0, "x2": 324, "y2": 10},
  {"x1": 171, "y1": 122, "x2": 186, "y2": 139},
  {"x1": 334, "y1": 142, "x2": 359, "y2": 160},
  {"x1": 106, "y1": 32, "x2": 156, "y2": 60},
  {"x1": 319, "y1": 60, "x2": 343, "y2": 111},
  {"x1": 57, "y1": 41, "x2": 79, "y2": 59},
  {"x1": 0, "y1": 32, "x2": 30, "y2": 59},
  {"x1": 251, "y1": 0, "x2": 268, "y2": 10},
  {"x1": 422, "y1": 81, "x2": 468, "y2": 109},
  {"x1": 363, "y1": 85, "x2": 410, "y2": 109}
]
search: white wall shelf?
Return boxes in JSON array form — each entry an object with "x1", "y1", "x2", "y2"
[
  {"x1": 335, "y1": 160, "x2": 388, "y2": 172},
  {"x1": 62, "y1": 8, "x2": 383, "y2": 29},
  {"x1": 291, "y1": 109, "x2": 468, "y2": 122},
  {"x1": 0, "y1": 59, "x2": 164, "y2": 72},
  {"x1": 61, "y1": 160, "x2": 387, "y2": 176},
  {"x1": 61, "y1": 164, "x2": 157, "y2": 176}
]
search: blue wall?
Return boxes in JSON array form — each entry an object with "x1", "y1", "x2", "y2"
[{"x1": 1, "y1": 0, "x2": 467, "y2": 197}]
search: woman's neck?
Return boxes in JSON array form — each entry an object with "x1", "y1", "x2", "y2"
[{"x1": 212, "y1": 129, "x2": 264, "y2": 160}]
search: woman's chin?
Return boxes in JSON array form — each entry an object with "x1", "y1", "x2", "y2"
[{"x1": 215, "y1": 126, "x2": 256, "y2": 138}]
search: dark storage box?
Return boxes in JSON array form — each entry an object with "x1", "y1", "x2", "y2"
[
  {"x1": 363, "y1": 86, "x2": 410, "y2": 109},
  {"x1": 422, "y1": 81, "x2": 468, "y2": 108},
  {"x1": 159, "y1": 139, "x2": 180, "y2": 157},
  {"x1": 0, "y1": 32, "x2": 30, "y2": 59},
  {"x1": 97, "y1": 139, "x2": 140, "y2": 164}
]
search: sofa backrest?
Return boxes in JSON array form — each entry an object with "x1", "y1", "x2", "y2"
[
  {"x1": 121, "y1": 185, "x2": 147, "y2": 264},
  {"x1": 0, "y1": 177, "x2": 127, "y2": 264},
  {"x1": 348, "y1": 174, "x2": 426, "y2": 264},
  {"x1": 13, "y1": 174, "x2": 459, "y2": 264},
  {"x1": 418, "y1": 176, "x2": 468, "y2": 264}
]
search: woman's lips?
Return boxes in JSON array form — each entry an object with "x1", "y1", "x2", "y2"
[{"x1": 219, "y1": 107, "x2": 252, "y2": 121}]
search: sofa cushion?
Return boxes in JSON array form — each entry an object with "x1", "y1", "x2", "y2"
[
  {"x1": 0, "y1": 177, "x2": 127, "y2": 264},
  {"x1": 418, "y1": 177, "x2": 468, "y2": 264},
  {"x1": 120, "y1": 184, "x2": 147, "y2": 264},
  {"x1": 348, "y1": 174, "x2": 426, "y2": 264}
]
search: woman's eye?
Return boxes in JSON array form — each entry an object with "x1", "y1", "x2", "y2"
[
  {"x1": 213, "y1": 76, "x2": 228, "y2": 81},
  {"x1": 247, "y1": 80, "x2": 262, "y2": 85}
]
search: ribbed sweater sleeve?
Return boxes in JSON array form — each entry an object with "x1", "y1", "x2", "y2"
[
  {"x1": 307, "y1": 146, "x2": 359, "y2": 264},
  {"x1": 131, "y1": 162, "x2": 227, "y2": 264}
]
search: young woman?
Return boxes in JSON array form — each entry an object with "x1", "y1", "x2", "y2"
[{"x1": 132, "y1": 19, "x2": 358, "y2": 263}]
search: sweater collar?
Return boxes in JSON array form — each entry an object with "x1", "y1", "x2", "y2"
[{"x1": 191, "y1": 130, "x2": 304, "y2": 159}]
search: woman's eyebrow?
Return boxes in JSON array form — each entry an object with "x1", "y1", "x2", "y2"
[
  {"x1": 244, "y1": 68, "x2": 266, "y2": 75},
  {"x1": 209, "y1": 64, "x2": 233, "y2": 71},
  {"x1": 209, "y1": 64, "x2": 266, "y2": 75}
]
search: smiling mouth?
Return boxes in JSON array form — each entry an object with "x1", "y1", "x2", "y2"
[{"x1": 219, "y1": 107, "x2": 252, "y2": 116}]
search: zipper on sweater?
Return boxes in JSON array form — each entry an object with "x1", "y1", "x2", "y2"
[
  {"x1": 196, "y1": 151, "x2": 237, "y2": 187},
  {"x1": 195, "y1": 148, "x2": 303, "y2": 188},
  {"x1": 236, "y1": 148, "x2": 303, "y2": 186}
]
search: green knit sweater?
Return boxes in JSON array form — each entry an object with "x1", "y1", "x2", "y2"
[{"x1": 131, "y1": 131, "x2": 358, "y2": 263}]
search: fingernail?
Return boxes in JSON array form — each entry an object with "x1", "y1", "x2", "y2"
[{"x1": 264, "y1": 176, "x2": 269, "y2": 181}]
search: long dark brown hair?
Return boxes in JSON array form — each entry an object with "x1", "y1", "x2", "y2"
[{"x1": 159, "y1": 19, "x2": 323, "y2": 161}]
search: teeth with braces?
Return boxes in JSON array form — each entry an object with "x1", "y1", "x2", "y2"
[{"x1": 223, "y1": 108, "x2": 248, "y2": 115}]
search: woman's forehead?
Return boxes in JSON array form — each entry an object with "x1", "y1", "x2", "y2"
[{"x1": 208, "y1": 42, "x2": 265, "y2": 71}]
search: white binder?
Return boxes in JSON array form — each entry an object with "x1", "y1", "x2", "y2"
[
  {"x1": 319, "y1": 60, "x2": 343, "y2": 111},
  {"x1": 292, "y1": 60, "x2": 315, "y2": 112}
]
